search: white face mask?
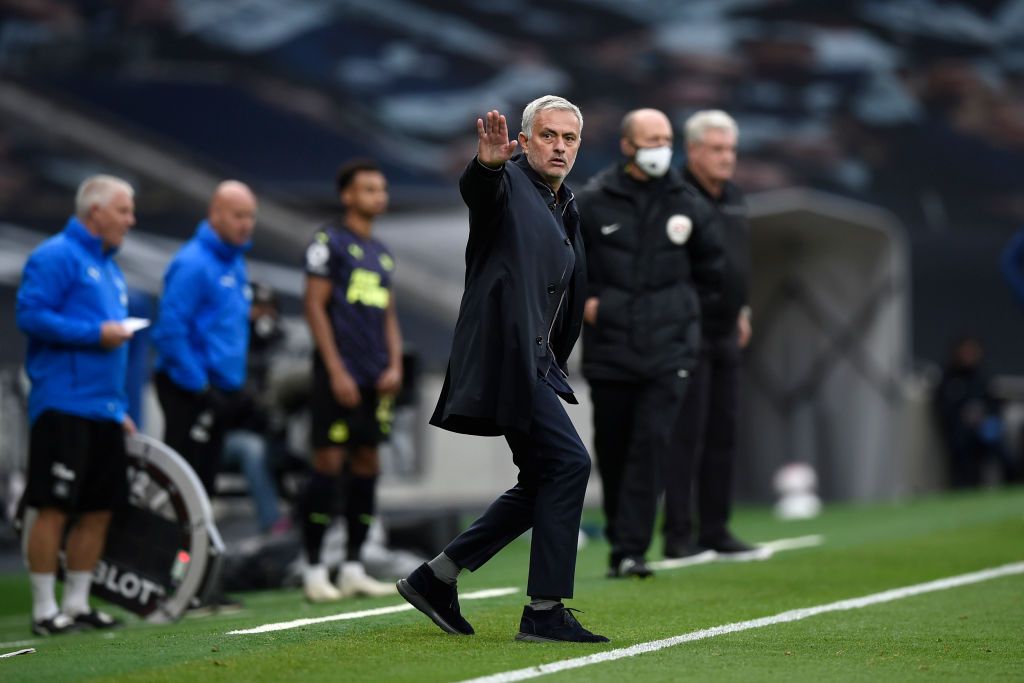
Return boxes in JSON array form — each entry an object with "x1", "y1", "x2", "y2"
[{"x1": 633, "y1": 145, "x2": 673, "y2": 178}]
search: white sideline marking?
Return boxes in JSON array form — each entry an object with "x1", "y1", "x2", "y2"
[
  {"x1": 760, "y1": 534, "x2": 825, "y2": 553},
  {"x1": 0, "y1": 639, "x2": 38, "y2": 649},
  {"x1": 227, "y1": 587, "x2": 518, "y2": 635},
  {"x1": 649, "y1": 534, "x2": 824, "y2": 571},
  {"x1": 454, "y1": 561, "x2": 1024, "y2": 683}
]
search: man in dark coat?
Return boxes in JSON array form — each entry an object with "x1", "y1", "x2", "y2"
[
  {"x1": 397, "y1": 96, "x2": 608, "y2": 643},
  {"x1": 576, "y1": 108, "x2": 725, "y2": 578},
  {"x1": 663, "y1": 110, "x2": 760, "y2": 560}
]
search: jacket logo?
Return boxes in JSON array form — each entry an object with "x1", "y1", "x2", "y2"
[
  {"x1": 600, "y1": 223, "x2": 621, "y2": 236},
  {"x1": 666, "y1": 215, "x2": 692, "y2": 245},
  {"x1": 219, "y1": 274, "x2": 237, "y2": 288},
  {"x1": 51, "y1": 462, "x2": 76, "y2": 481},
  {"x1": 87, "y1": 266, "x2": 101, "y2": 281}
]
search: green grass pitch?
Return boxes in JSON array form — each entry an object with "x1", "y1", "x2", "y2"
[{"x1": 1, "y1": 487, "x2": 1021, "y2": 682}]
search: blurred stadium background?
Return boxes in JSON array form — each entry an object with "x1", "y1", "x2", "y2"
[{"x1": 1, "y1": 0, "x2": 1023, "y2": 548}]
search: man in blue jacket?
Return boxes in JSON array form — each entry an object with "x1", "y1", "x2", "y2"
[
  {"x1": 153, "y1": 181, "x2": 257, "y2": 497},
  {"x1": 17, "y1": 175, "x2": 137, "y2": 635}
]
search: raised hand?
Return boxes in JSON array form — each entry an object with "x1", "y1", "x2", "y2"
[{"x1": 477, "y1": 110, "x2": 519, "y2": 169}]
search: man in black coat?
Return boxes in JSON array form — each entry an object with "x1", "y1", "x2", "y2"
[
  {"x1": 662, "y1": 109, "x2": 760, "y2": 559},
  {"x1": 576, "y1": 108, "x2": 725, "y2": 578},
  {"x1": 397, "y1": 96, "x2": 608, "y2": 643}
]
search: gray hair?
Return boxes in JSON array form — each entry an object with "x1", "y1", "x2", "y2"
[
  {"x1": 520, "y1": 95, "x2": 583, "y2": 140},
  {"x1": 684, "y1": 110, "x2": 739, "y2": 145},
  {"x1": 75, "y1": 175, "x2": 134, "y2": 220}
]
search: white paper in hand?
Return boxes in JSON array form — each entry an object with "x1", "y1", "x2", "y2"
[{"x1": 123, "y1": 317, "x2": 151, "y2": 333}]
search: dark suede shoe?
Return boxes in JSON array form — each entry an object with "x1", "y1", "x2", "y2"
[
  {"x1": 397, "y1": 563, "x2": 474, "y2": 635},
  {"x1": 515, "y1": 604, "x2": 609, "y2": 643}
]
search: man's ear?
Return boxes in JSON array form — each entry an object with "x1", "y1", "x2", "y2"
[
  {"x1": 518, "y1": 132, "x2": 529, "y2": 154},
  {"x1": 620, "y1": 137, "x2": 634, "y2": 157}
]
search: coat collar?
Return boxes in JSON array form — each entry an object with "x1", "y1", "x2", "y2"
[
  {"x1": 197, "y1": 220, "x2": 251, "y2": 261},
  {"x1": 683, "y1": 166, "x2": 739, "y2": 205},
  {"x1": 512, "y1": 154, "x2": 575, "y2": 214},
  {"x1": 64, "y1": 216, "x2": 116, "y2": 257}
]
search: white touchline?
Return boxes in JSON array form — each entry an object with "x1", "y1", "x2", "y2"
[
  {"x1": 227, "y1": 587, "x2": 518, "y2": 635},
  {"x1": 760, "y1": 534, "x2": 824, "y2": 553},
  {"x1": 453, "y1": 561, "x2": 1024, "y2": 683},
  {"x1": 0, "y1": 639, "x2": 38, "y2": 649},
  {"x1": 648, "y1": 534, "x2": 824, "y2": 571}
]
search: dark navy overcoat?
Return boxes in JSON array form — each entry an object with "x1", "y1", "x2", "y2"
[{"x1": 430, "y1": 154, "x2": 587, "y2": 436}]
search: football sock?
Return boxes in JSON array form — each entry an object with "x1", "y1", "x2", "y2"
[
  {"x1": 30, "y1": 572, "x2": 59, "y2": 622},
  {"x1": 301, "y1": 471, "x2": 337, "y2": 565},
  {"x1": 345, "y1": 474, "x2": 376, "y2": 562},
  {"x1": 427, "y1": 552, "x2": 462, "y2": 585},
  {"x1": 62, "y1": 570, "x2": 94, "y2": 616}
]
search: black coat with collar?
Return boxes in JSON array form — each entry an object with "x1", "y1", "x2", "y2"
[
  {"x1": 575, "y1": 163, "x2": 725, "y2": 381},
  {"x1": 430, "y1": 154, "x2": 587, "y2": 436}
]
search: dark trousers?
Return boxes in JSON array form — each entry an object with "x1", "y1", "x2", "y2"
[
  {"x1": 663, "y1": 334, "x2": 740, "y2": 547},
  {"x1": 155, "y1": 372, "x2": 225, "y2": 497},
  {"x1": 590, "y1": 372, "x2": 687, "y2": 562},
  {"x1": 444, "y1": 377, "x2": 592, "y2": 599}
]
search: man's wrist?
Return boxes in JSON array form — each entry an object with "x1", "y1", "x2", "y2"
[{"x1": 475, "y1": 156, "x2": 505, "y2": 171}]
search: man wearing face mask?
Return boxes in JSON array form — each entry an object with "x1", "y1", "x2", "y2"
[{"x1": 575, "y1": 108, "x2": 724, "y2": 578}]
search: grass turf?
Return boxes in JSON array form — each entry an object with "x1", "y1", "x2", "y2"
[{"x1": 0, "y1": 487, "x2": 1021, "y2": 682}]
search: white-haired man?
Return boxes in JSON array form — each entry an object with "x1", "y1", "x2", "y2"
[
  {"x1": 397, "y1": 96, "x2": 608, "y2": 643},
  {"x1": 16, "y1": 175, "x2": 137, "y2": 635},
  {"x1": 663, "y1": 110, "x2": 759, "y2": 559}
]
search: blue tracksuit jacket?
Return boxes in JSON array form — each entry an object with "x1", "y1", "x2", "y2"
[
  {"x1": 153, "y1": 221, "x2": 251, "y2": 392},
  {"x1": 16, "y1": 217, "x2": 129, "y2": 424}
]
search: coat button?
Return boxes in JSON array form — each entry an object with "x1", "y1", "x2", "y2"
[
  {"x1": 547, "y1": 284, "x2": 556, "y2": 294},
  {"x1": 535, "y1": 336, "x2": 544, "y2": 345},
  {"x1": 564, "y1": 238, "x2": 571, "y2": 245}
]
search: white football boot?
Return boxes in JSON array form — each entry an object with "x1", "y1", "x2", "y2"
[
  {"x1": 304, "y1": 564, "x2": 343, "y2": 603},
  {"x1": 337, "y1": 561, "x2": 396, "y2": 598}
]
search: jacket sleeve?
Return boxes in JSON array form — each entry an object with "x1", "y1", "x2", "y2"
[
  {"x1": 153, "y1": 257, "x2": 209, "y2": 391},
  {"x1": 16, "y1": 248, "x2": 102, "y2": 346},
  {"x1": 690, "y1": 200, "x2": 726, "y2": 312},
  {"x1": 1001, "y1": 228, "x2": 1024, "y2": 310},
  {"x1": 459, "y1": 156, "x2": 508, "y2": 229}
]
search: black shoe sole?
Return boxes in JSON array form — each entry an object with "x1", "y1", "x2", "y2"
[
  {"x1": 396, "y1": 579, "x2": 472, "y2": 636},
  {"x1": 515, "y1": 631, "x2": 610, "y2": 643},
  {"x1": 515, "y1": 632, "x2": 560, "y2": 642}
]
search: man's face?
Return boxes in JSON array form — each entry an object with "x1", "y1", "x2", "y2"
[
  {"x1": 519, "y1": 109, "x2": 581, "y2": 190},
  {"x1": 88, "y1": 189, "x2": 136, "y2": 250},
  {"x1": 210, "y1": 190, "x2": 257, "y2": 246},
  {"x1": 621, "y1": 112, "x2": 673, "y2": 156},
  {"x1": 688, "y1": 127, "x2": 737, "y2": 183},
  {"x1": 342, "y1": 170, "x2": 389, "y2": 218}
]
